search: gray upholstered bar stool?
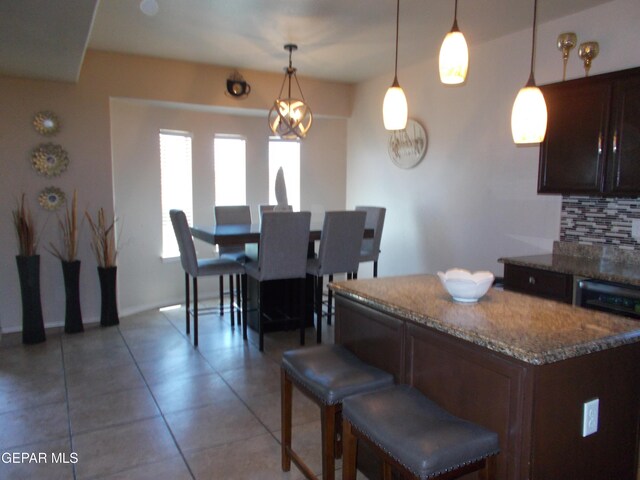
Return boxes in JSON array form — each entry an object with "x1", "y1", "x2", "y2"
[
  {"x1": 281, "y1": 345, "x2": 394, "y2": 480},
  {"x1": 341, "y1": 385, "x2": 500, "y2": 480}
]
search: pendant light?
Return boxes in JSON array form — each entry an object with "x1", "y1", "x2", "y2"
[
  {"x1": 439, "y1": 0, "x2": 469, "y2": 84},
  {"x1": 511, "y1": 0, "x2": 547, "y2": 144},
  {"x1": 383, "y1": 0, "x2": 408, "y2": 131},
  {"x1": 268, "y1": 44, "x2": 313, "y2": 140}
]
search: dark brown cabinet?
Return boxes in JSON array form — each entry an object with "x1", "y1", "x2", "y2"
[
  {"x1": 503, "y1": 264, "x2": 573, "y2": 304},
  {"x1": 538, "y1": 66, "x2": 640, "y2": 196}
]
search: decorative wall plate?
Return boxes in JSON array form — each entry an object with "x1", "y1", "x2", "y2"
[
  {"x1": 388, "y1": 118, "x2": 428, "y2": 169},
  {"x1": 33, "y1": 111, "x2": 60, "y2": 136},
  {"x1": 31, "y1": 143, "x2": 69, "y2": 177},
  {"x1": 38, "y1": 187, "x2": 66, "y2": 211}
]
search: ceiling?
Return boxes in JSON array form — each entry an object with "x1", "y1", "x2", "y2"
[{"x1": 0, "y1": 0, "x2": 614, "y2": 84}]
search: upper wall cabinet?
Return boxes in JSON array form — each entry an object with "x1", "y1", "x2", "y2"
[{"x1": 538, "y1": 66, "x2": 640, "y2": 196}]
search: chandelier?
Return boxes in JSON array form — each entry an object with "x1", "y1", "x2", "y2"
[{"x1": 268, "y1": 44, "x2": 313, "y2": 140}]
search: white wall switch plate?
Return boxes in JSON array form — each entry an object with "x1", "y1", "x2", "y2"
[
  {"x1": 582, "y1": 398, "x2": 599, "y2": 437},
  {"x1": 632, "y1": 219, "x2": 640, "y2": 241}
]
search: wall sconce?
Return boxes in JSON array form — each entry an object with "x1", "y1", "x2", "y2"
[{"x1": 225, "y1": 71, "x2": 251, "y2": 99}]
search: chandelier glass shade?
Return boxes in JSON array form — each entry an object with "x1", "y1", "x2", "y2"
[
  {"x1": 268, "y1": 44, "x2": 313, "y2": 140},
  {"x1": 439, "y1": 0, "x2": 468, "y2": 84},
  {"x1": 511, "y1": 0, "x2": 547, "y2": 144},
  {"x1": 383, "y1": 0, "x2": 408, "y2": 131}
]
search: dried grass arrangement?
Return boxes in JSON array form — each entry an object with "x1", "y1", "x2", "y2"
[
  {"x1": 85, "y1": 207, "x2": 118, "y2": 268},
  {"x1": 48, "y1": 190, "x2": 80, "y2": 262},
  {"x1": 12, "y1": 194, "x2": 39, "y2": 256}
]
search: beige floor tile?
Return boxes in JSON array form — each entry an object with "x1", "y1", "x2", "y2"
[
  {"x1": 73, "y1": 417, "x2": 181, "y2": 479},
  {"x1": 97, "y1": 456, "x2": 193, "y2": 480},
  {"x1": 126, "y1": 335, "x2": 198, "y2": 363},
  {"x1": 148, "y1": 372, "x2": 237, "y2": 414},
  {"x1": 219, "y1": 362, "x2": 282, "y2": 400},
  {"x1": 65, "y1": 362, "x2": 147, "y2": 402},
  {"x1": 0, "y1": 401, "x2": 69, "y2": 449},
  {"x1": 0, "y1": 371, "x2": 66, "y2": 415},
  {"x1": 69, "y1": 386, "x2": 160, "y2": 434},
  {"x1": 60, "y1": 326, "x2": 124, "y2": 351},
  {"x1": 136, "y1": 352, "x2": 214, "y2": 386},
  {"x1": 244, "y1": 388, "x2": 320, "y2": 433},
  {"x1": 164, "y1": 401, "x2": 269, "y2": 452},
  {"x1": 185, "y1": 432, "x2": 303, "y2": 480},
  {"x1": 198, "y1": 344, "x2": 268, "y2": 373},
  {"x1": 0, "y1": 437, "x2": 74, "y2": 480},
  {"x1": 63, "y1": 344, "x2": 135, "y2": 376}
]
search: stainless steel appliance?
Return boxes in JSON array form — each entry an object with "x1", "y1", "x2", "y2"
[{"x1": 576, "y1": 279, "x2": 640, "y2": 320}]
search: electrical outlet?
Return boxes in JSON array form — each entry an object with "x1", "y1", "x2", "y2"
[
  {"x1": 632, "y1": 219, "x2": 640, "y2": 241},
  {"x1": 582, "y1": 398, "x2": 599, "y2": 437}
]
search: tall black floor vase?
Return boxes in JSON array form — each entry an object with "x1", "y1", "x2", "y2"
[
  {"x1": 62, "y1": 260, "x2": 83, "y2": 333},
  {"x1": 16, "y1": 255, "x2": 46, "y2": 344},
  {"x1": 98, "y1": 266, "x2": 119, "y2": 327}
]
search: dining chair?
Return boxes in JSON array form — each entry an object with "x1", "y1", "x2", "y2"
[
  {"x1": 259, "y1": 204, "x2": 293, "y2": 216},
  {"x1": 306, "y1": 210, "x2": 366, "y2": 343},
  {"x1": 355, "y1": 206, "x2": 386, "y2": 278},
  {"x1": 214, "y1": 205, "x2": 251, "y2": 326},
  {"x1": 170, "y1": 209, "x2": 247, "y2": 347},
  {"x1": 244, "y1": 211, "x2": 311, "y2": 351}
]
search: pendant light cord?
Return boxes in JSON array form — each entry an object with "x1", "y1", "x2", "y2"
[
  {"x1": 454, "y1": 0, "x2": 458, "y2": 23},
  {"x1": 393, "y1": 0, "x2": 400, "y2": 79},
  {"x1": 529, "y1": 0, "x2": 538, "y2": 82}
]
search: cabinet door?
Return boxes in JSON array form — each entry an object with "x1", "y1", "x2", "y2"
[
  {"x1": 538, "y1": 80, "x2": 612, "y2": 194},
  {"x1": 606, "y1": 76, "x2": 640, "y2": 194}
]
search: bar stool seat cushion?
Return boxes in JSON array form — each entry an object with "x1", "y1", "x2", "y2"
[
  {"x1": 343, "y1": 384, "x2": 500, "y2": 480},
  {"x1": 282, "y1": 345, "x2": 394, "y2": 405}
]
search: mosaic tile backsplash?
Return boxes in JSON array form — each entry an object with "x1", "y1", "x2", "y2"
[{"x1": 560, "y1": 196, "x2": 640, "y2": 251}]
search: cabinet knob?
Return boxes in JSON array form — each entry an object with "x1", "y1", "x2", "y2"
[{"x1": 528, "y1": 276, "x2": 536, "y2": 285}]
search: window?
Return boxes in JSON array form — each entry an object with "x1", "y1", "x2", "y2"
[
  {"x1": 160, "y1": 130, "x2": 193, "y2": 259},
  {"x1": 214, "y1": 136, "x2": 246, "y2": 206},
  {"x1": 268, "y1": 138, "x2": 300, "y2": 211}
]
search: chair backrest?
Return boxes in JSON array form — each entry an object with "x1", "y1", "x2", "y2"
[
  {"x1": 260, "y1": 204, "x2": 293, "y2": 216},
  {"x1": 214, "y1": 205, "x2": 252, "y2": 256},
  {"x1": 355, "y1": 206, "x2": 386, "y2": 260},
  {"x1": 258, "y1": 211, "x2": 311, "y2": 281},
  {"x1": 170, "y1": 209, "x2": 198, "y2": 277},
  {"x1": 316, "y1": 211, "x2": 367, "y2": 275}
]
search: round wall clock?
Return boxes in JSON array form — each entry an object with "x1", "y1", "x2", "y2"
[{"x1": 388, "y1": 118, "x2": 428, "y2": 169}]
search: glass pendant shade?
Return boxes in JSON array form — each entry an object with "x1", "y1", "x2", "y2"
[
  {"x1": 511, "y1": 83, "x2": 547, "y2": 144},
  {"x1": 383, "y1": 81, "x2": 408, "y2": 130},
  {"x1": 439, "y1": 30, "x2": 469, "y2": 84}
]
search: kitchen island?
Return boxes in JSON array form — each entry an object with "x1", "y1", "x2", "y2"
[{"x1": 330, "y1": 275, "x2": 640, "y2": 480}]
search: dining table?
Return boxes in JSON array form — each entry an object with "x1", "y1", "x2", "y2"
[{"x1": 190, "y1": 221, "x2": 374, "y2": 334}]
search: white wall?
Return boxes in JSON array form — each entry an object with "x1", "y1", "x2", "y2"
[
  {"x1": 111, "y1": 100, "x2": 347, "y2": 315},
  {"x1": 346, "y1": 0, "x2": 640, "y2": 278}
]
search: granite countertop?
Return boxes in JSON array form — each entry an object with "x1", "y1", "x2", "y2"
[
  {"x1": 499, "y1": 242, "x2": 640, "y2": 287},
  {"x1": 330, "y1": 274, "x2": 640, "y2": 365}
]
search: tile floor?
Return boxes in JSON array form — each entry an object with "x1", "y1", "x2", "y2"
[{"x1": 0, "y1": 303, "x2": 356, "y2": 479}]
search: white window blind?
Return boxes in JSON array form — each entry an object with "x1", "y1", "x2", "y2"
[
  {"x1": 160, "y1": 130, "x2": 193, "y2": 259},
  {"x1": 214, "y1": 136, "x2": 247, "y2": 206},
  {"x1": 268, "y1": 138, "x2": 300, "y2": 211}
]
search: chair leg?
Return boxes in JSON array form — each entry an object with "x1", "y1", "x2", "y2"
[
  {"x1": 352, "y1": 272, "x2": 357, "y2": 280},
  {"x1": 236, "y1": 273, "x2": 241, "y2": 313},
  {"x1": 382, "y1": 461, "x2": 393, "y2": 480},
  {"x1": 373, "y1": 261, "x2": 378, "y2": 278},
  {"x1": 341, "y1": 418, "x2": 357, "y2": 480},
  {"x1": 259, "y1": 282, "x2": 265, "y2": 352},
  {"x1": 316, "y1": 275, "x2": 323, "y2": 344},
  {"x1": 320, "y1": 403, "x2": 338, "y2": 480},
  {"x1": 300, "y1": 277, "x2": 306, "y2": 346},
  {"x1": 193, "y1": 277, "x2": 199, "y2": 347},
  {"x1": 219, "y1": 276, "x2": 224, "y2": 314},
  {"x1": 185, "y1": 272, "x2": 190, "y2": 335},
  {"x1": 327, "y1": 274, "x2": 334, "y2": 326},
  {"x1": 281, "y1": 368, "x2": 293, "y2": 472},
  {"x1": 479, "y1": 455, "x2": 497, "y2": 480},
  {"x1": 229, "y1": 274, "x2": 235, "y2": 326},
  {"x1": 241, "y1": 274, "x2": 248, "y2": 341}
]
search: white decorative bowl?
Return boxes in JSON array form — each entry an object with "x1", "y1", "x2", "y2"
[{"x1": 437, "y1": 268, "x2": 495, "y2": 303}]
